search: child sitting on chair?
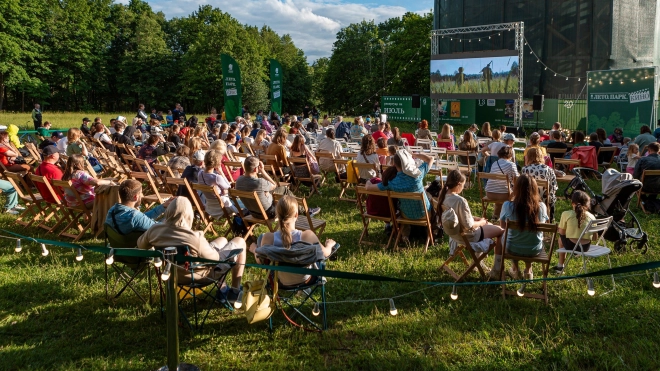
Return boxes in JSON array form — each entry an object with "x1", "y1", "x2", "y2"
[{"x1": 551, "y1": 190, "x2": 595, "y2": 275}]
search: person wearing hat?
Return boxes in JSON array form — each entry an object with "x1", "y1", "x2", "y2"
[
  {"x1": 502, "y1": 132, "x2": 516, "y2": 147},
  {"x1": 34, "y1": 145, "x2": 63, "y2": 203},
  {"x1": 39, "y1": 131, "x2": 64, "y2": 151},
  {"x1": 80, "y1": 117, "x2": 91, "y2": 136}
]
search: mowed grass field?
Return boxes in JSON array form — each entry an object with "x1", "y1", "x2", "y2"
[
  {"x1": 0, "y1": 112, "x2": 137, "y2": 131},
  {"x1": 0, "y1": 113, "x2": 659, "y2": 369}
]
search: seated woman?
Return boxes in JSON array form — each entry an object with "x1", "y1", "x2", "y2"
[
  {"x1": 437, "y1": 123, "x2": 455, "y2": 150},
  {"x1": 251, "y1": 129, "x2": 271, "y2": 156},
  {"x1": 289, "y1": 134, "x2": 320, "y2": 184},
  {"x1": 248, "y1": 195, "x2": 336, "y2": 286},
  {"x1": 61, "y1": 154, "x2": 113, "y2": 208},
  {"x1": 356, "y1": 134, "x2": 380, "y2": 181},
  {"x1": 376, "y1": 137, "x2": 388, "y2": 164},
  {"x1": 480, "y1": 129, "x2": 504, "y2": 173},
  {"x1": 484, "y1": 146, "x2": 519, "y2": 219},
  {"x1": 478, "y1": 121, "x2": 492, "y2": 138},
  {"x1": 210, "y1": 139, "x2": 242, "y2": 181},
  {"x1": 523, "y1": 132, "x2": 549, "y2": 166},
  {"x1": 93, "y1": 123, "x2": 114, "y2": 151},
  {"x1": 439, "y1": 169, "x2": 504, "y2": 278},
  {"x1": 387, "y1": 127, "x2": 405, "y2": 147},
  {"x1": 499, "y1": 174, "x2": 549, "y2": 279},
  {"x1": 266, "y1": 129, "x2": 290, "y2": 175},
  {"x1": 137, "y1": 135, "x2": 161, "y2": 166},
  {"x1": 383, "y1": 122, "x2": 393, "y2": 140},
  {"x1": 198, "y1": 150, "x2": 239, "y2": 216},
  {"x1": 167, "y1": 125, "x2": 183, "y2": 149},
  {"x1": 167, "y1": 145, "x2": 191, "y2": 176},
  {"x1": 137, "y1": 197, "x2": 246, "y2": 300},
  {"x1": 522, "y1": 147, "x2": 558, "y2": 221},
  {"x1": 66, "y1": 128, "x2": 89, "y2": 157},
  {"x1": 225, "y1": 133, "x2": 239, "y2": 153},
  {"x1": 457, "y1": 131, "x2": 478, "y2": 165},
  {"x1": 416, "y1": 120, "x2": 432, "y2": 140},
  {"x1": 0, "y1": 131, "x2": 31, "y2": 174},
  {"x1": 552, "y1": 190, "x2": 595, "y2": 274}
]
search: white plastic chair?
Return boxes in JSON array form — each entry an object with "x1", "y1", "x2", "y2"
[{"x1": 556, "y1": 216, "x2": 615, "y2": 294}]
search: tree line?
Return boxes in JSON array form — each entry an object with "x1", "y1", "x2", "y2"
[{"x1": 0, "y1": 0, "x2": 431, "y2": 115}]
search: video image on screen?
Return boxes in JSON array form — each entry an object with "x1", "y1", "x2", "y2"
[{"x1": 430, "y1": 54, "x2": 519, "y2": 98}]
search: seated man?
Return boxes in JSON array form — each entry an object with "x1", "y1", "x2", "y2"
[
  {"x1": 235, "y1": 156, "x2": 319, "y2": 219},
  {"x1": 35, "y1": 146, "x2": 63, "y2": 203},
  {"x1": 365, "y1": 151, "x2": 434, "y2": 238},
  {"x1": 633, "y1": 142, "x2": 660, "y2": 201},
  {"x1": 38, "y1": 131, "x2": 64, "y2": 151},
  {"x1": 105, "y1": 179, "x2": 173, "y2": 234}
]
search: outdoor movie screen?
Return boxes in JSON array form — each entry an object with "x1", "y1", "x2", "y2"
[{"x1": 430, "y1": 50, "x2": 520, "y2": 99}]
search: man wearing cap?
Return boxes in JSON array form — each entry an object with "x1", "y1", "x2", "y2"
[
  {"x1": 80, "y1": 117, "x2": 91, "y2": 136},
  {"x1": 35, "y1": 146, "x2": 63, "y2": 203},
  {"x1": 38, "y1": 131, "x2": 64, "y2": 151}
]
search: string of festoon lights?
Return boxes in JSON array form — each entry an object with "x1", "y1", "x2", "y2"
[{"x1": 4, "y1": 234, "x2": 660, "y2": 318}]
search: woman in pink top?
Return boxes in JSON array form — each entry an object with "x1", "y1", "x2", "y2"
[
  {"x1": 437, "y1": 123, "x2": 455, "y2": 150},
  {"x1": 61, "y1": 154, "x2": 113, "y2": 207}
]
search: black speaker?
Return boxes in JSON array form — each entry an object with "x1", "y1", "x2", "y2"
[
  {"x1": 533, "y1": 94, "x2": 544, "y2": 111},
  {"x1": 411, "y1": 94, "x2": 420, "y2": 108}
]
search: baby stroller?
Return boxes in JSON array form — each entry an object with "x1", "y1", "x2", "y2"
[{"x1": 564, "y1": 167, "x2": 648, "y2": 253}]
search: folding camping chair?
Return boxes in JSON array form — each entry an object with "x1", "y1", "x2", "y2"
[
  {"x1": 355, "y1": 187, "x2": 396, "y2": 249},
  {"x1": 499, "y1": 221, "x2": 558, "y2": 304},
  {"x1": 51, "y1": 179, "x2": 97, "y2": 241},
  {"x1": 441, "y1": 232, "x2": 495, "y2": 282},
  {"x1": 388, "y1": 191, "x2": 435, "y2": 252},
  {"x1": 104, "y1": 223, "x2": 154, "y2": 304}
]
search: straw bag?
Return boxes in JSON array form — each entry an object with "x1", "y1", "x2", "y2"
[{"x1": 244, "y1": 269, "x2": 278, "y2": 324}]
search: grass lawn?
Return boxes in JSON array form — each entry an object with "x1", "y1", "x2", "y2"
[{"x1": 0, "y1": 114, "x2": 659, "y2": 369}]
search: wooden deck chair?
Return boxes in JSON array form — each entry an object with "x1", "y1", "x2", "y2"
[
  {"x1": 534, "y1": 178, "x2": 551, "y2": 218},
  {"x1": 223, "y1": 160, "x2": 245, "y2": 183},
  {"x1": 441, "y1": 232, "x2": 495, "y2": 282},
  {"x1": 355, "y1": 186, "x2": 396, "y2": 249},
  {"x1": 288, "y1": 157, "x2": 323, "y2": 197},
  {"x1": 352, "y1": 162, "x2": 379, "y2": 184},
  {"x1": 499, "y1": 221, "x2": 557, "y2": 304},
  {"x1": 104, "y1": 224, "x2": 154, "y2": 304},
  {"x1": 151, "y1": 163, "x2": 176, "y2": 193},
  {"x1": 23, "y1": 142, "x2": 42, "y2": 164},
  {"x1": 554, "y1": 158, "x2": 580, "y2": 183},
  {"x1": 262, "y1": 164, "x2": 290, "y2": 188},
  {"x1": 51, "y1": 179, "x2": 97, "y2": 241},
  {"x1": 164, "y1": 176, "x2": 216, "y2": 235},
  {"x1": 597, "y1": 146, "x2": 618, "y2": 172},
  {"x1": 28, "y1": 173, "x2": 70, "y2": 233},
  {"x1": 314, "y1": 151, "x2": 340, "y2": 186},
  {"x1": 240, "y1": 142, "x2": 254, "y2": 155},
  {"x1": 546, "y1": 148, "x2": 567, "y2": 165},
  {"x1": 233, "y1": 152, "x2": 249, "y2": 161},
  {"x1": 228, "y1": 188, "x2": 279, "y2": 240},
  {"x1": 388, "y1": 191, "x2": 434, "y2": 252},
  {"x1": 273, "y1": 193, "x2": 326, "y2": 238},
  {"x1": 637, "y1": 170, "x2": 660, "y2": 213},
  {"x1": 191, "y1": 183, "x2": 233, "y2": 236},
  {"x1": 341, "y1": 152, "x2": 357, "y2": 159},
  {"x1": 132, "y1": 158, "x2": 157, "y2": 177},
  {"x1": 129, "y1": 171, "x2": 172, "y2": 210},
  {"x1": 333, "y1": 158, "x2": 356, "y2": 202},
  {"x1": 259, "y1": 154, "x2": 290, "y2": 183},
  {"x1": 477, "y1": 172, "x2": 512, "y2": 218},
  {"x1": 121, "y1": 153, "x2": 137, "y2": 169},
  {"x1": 5, "y1": 171, "x2": 49, "y2": 227}
]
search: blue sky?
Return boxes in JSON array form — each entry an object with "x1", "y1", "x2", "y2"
[{"x1": 130, "y1": 0, "x2": 434, "y2": 62}]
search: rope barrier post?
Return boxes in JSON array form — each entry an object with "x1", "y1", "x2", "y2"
[{"x1": 157, "y1": 247, "x2": 199, "y2": 371}]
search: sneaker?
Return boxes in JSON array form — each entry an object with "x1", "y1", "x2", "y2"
[
  {"x1": 308, "y1": 207, "x2": 321, "y2": 217},
  {"x1": 13, "y1": 205, "x2": 25, "y2": 211},
  {"x1": 225, "y1": 288, "x2": 242, "y2": 304},
  {"x1": 550, "y1": 265, "x2": 564, "y2": 275},
  {"x1": 4, "y1": 209, "x2": 18, "y2": 215},
  {"x1": 217, "y1": 287, "x2": 242, "y2": 304}
]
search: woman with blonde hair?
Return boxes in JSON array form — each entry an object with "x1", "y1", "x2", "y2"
[
  {"x1": 192, "y1": 126, "x2": 210, "y2": 149},
  {"x1": 66, "y1": 128, "x2": 89, "y2": 157},
  {"x1": 383, "y1": 122, "x2": 393, "y2": 139},
  {"x1": 138, "y1": 197, "x2": 247, "y2": 300},
  {"x1": 523, "y1": 132, "x2": 549, "y2": 166},
  {"x1": 249, "y1": 195, "x2": 336, "y2": 286},
  {"x1": 210, "y1": 139, "x2": 241, "y2": 181},
  {"x1": 479, "y1": 122, "x2": 492, "y2": 138},
  {"x1": 188, "y1": 137, "x2": 204, "y2": 163},
  {"x1": 252, "y1": 129, "x2": 271, "y2": 156},
  {"x1": 437, "y1": 123, "x2": 455, "y2": 150}
]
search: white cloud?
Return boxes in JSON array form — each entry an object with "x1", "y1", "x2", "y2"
[{"x1": 146, "y1": 0, "x2": 424, "y2": 62}]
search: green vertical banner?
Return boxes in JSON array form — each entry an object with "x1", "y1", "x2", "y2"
[
  {"x1": 421, "y1": 96, "x2": 431, "y2": 122},
  {"x1": 221, "y1": 54, "x2": 242, "y2": 122},
  {"x1": 270, "y1": 59, "x2": 283, "y2": 116},
  {"x1": 587, "y1": 67, "x2": 657, "y2": 138}
]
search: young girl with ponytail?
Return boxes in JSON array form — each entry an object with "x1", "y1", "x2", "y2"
[
  {"x1": 249, "y1": 195, "x2": 336, "y2": 286},
  {"x1": 439, "y1": 169, "x2": 504, "y2": 279},
  {"x1": 552, "y1": 190, "x2": 595, "y2": 274}
]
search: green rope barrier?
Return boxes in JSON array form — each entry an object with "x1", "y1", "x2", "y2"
[{"x1": 3, "y1": 229, "x2": 659, "y2": 286}]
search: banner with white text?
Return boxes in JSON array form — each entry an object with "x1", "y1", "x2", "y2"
[{"x1": 221, "y1": 54, "x2": 242, "y2": 122}]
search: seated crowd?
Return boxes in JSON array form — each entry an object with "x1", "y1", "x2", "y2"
[{"x1": 2, "y1": 110, "x2": 660, "y2": 305}]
